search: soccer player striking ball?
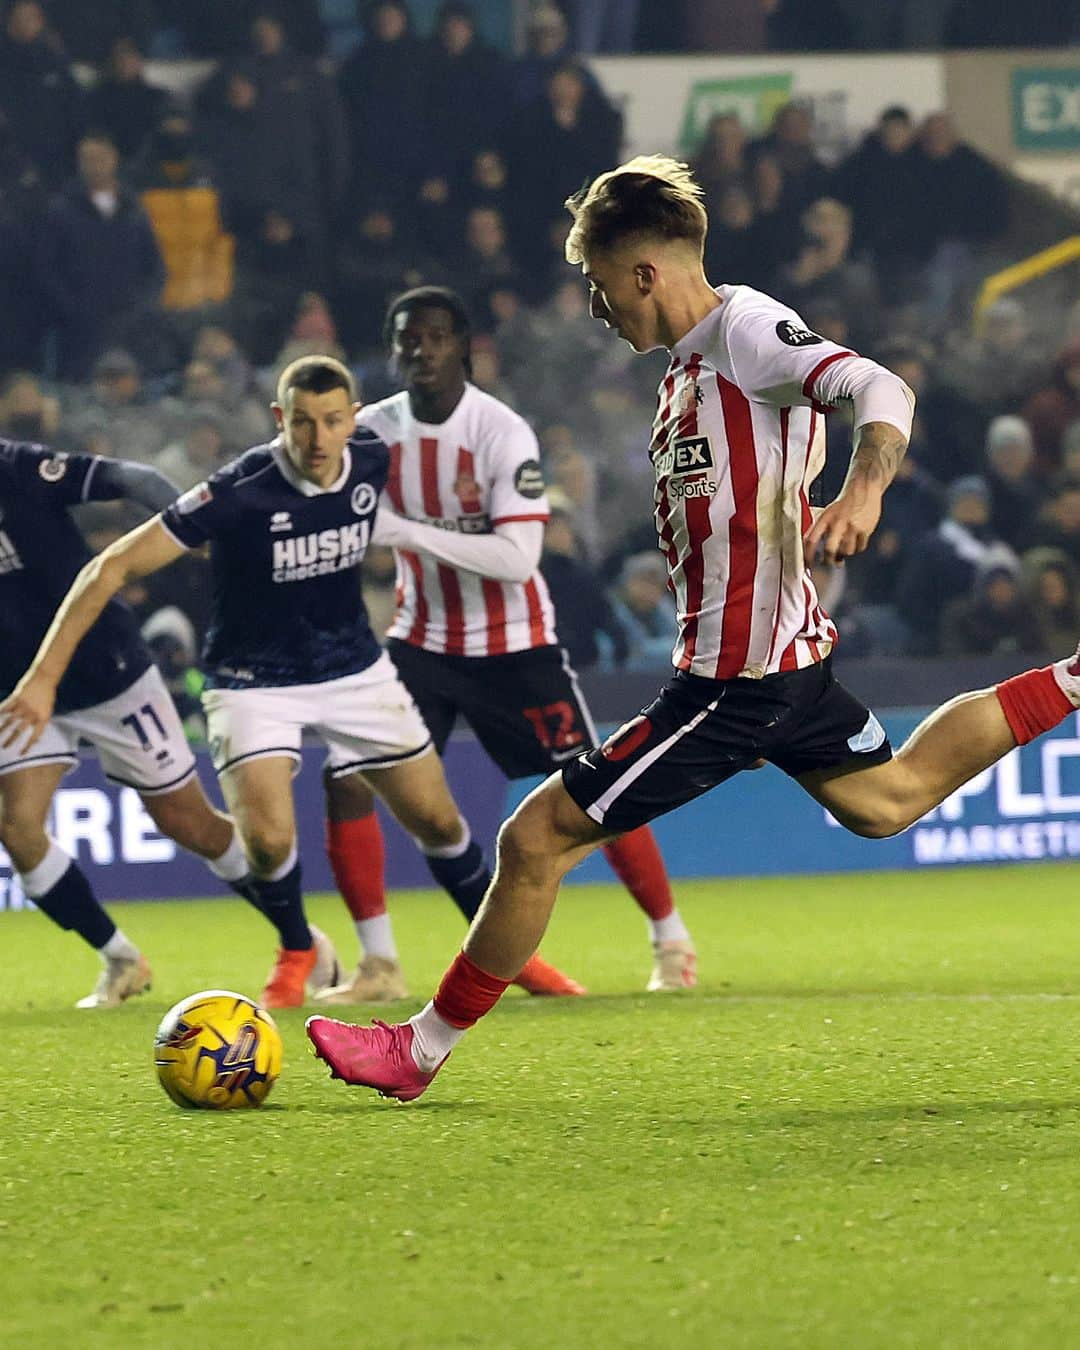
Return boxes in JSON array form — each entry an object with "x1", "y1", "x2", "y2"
[
  {"x1": 0, "y1": 358, "x2": 520, "y2": 1008},
  {"x1": 0, "y1": 442, "x2": 301, "y2": 1007},
  {"x1": 306, "y1": 155, "x2": 1080, "y2": 1100},
  {"x1": 314, "y1": 285, "x2": 695, "y2": 1004}
]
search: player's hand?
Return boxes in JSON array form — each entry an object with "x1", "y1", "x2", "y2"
[
  {"x1": 804, "y1": 483, "x2": 883, "y2": 565},
  {"x1": 0, "y1": 674, "x2": 57, "y2": 753}
]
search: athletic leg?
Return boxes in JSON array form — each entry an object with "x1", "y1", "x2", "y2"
[
  {"x1": 0, "y1": 763, "x2": 150, "y2": 1007},
  {"x1": 801, "y1": 654, "x2": 1080, "y2": 836}
]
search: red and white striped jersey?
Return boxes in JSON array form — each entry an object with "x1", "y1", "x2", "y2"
[
  {"x1": 653, "y1": 285, "x2": 865, "y2": 680},
  {"x1": 356, "y1": 384, "x2": 557, "y2": 656}
]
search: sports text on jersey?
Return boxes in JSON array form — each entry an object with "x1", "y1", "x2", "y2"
[{"x1": 271, "y1": 522, "x2": 371, "y2": 581}]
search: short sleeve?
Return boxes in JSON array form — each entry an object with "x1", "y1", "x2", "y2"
[
  {"x1": 159, "y1": 470, "x2": 240, "y2": 550},
  {"x1": 725, "y1": 298, "x2": 858, "y2": 411},
  {"x1": 487, "y1": 416, "x2": 549, "y2": 526},
  {"x1": 0, "y1": 440, "x2": 97, "y2": 506}
]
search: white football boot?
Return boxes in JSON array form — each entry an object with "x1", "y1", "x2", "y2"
[
  {"x1": 306, "y1": 925, "x2": 343, "y2": 997},
  {"x1": 75, "y1": 952, "x2": 153, "y2": 1009},
  {"x1": 646, "y1": 940, "x2": 698, "y2": 992},
  {"x1": 312, "y1": 955, "x2": 409, "y2": 1004}
]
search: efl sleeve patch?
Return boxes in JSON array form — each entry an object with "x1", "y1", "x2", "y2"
[{"x1": 775, "y1": 320, "x2": 824, "y2": 348}]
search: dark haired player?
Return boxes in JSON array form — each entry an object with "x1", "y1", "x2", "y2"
[
  {"x1": 0, "y1": 443, "x2": 292, "y2": 1007},
  {"x1": 3, "y1": 359, "x2": 490, "y2": 1005},
  {"x1": 314, "y1": 285, "x2": 695, "y2": 1004},
  {"x1": 308, "y1": 155, "x2": 1080, "y2": 1100}
]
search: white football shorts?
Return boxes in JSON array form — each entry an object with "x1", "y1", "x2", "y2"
[
  {"x1": 202, "y1": 651, "x2": 432, "y2": 778},
  {"x1": 0, "y1": 664, "x2": 197, "y2": 795}
]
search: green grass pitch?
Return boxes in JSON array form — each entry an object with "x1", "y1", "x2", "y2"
[{"x1": 5, "y1": 864, "x2": 1080, "y2": 1349}]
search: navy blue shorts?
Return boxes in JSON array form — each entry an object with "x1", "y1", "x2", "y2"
[{"x1": 562, "y1": 658, "x2": 892, "y2": 835}]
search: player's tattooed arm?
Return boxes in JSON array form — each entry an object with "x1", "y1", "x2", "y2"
[
  {"x1": 0, "y1": 518, "x2": 186, "y2": 751},
  {"x1": 805, "y1": 420, "x2": 910, "y2": 566}
]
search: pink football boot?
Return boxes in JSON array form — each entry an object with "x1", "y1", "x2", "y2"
[{"x1": 306, "y1": 1016, "x2": 445, "y2": 1101}]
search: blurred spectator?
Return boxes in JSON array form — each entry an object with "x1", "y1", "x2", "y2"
[
  {"x1": 984, "y1": 415, "x2": 1044, "y2": 551},
  {"x1": 762, "y1": 0, "x2": 853, "y2": 50},
  {"x1": 940, "y1": 297, "x2": 1050, "y2": 420},
  {"x1": 691, "y1": 113, "x2": 748, "y2": 210},
  {"x1": 1029, "y1": 486, "x2": 1080, "y2": 568},
  {"x1": 610, "y1": 552, "x2": 675, "y2": 671},
  {"x1": 0, "y1": 370, "x2": 59, "y2": 441},
  {"x1": 499, "y1": 278, "x2": 610, "y2": 427},
  {"x1": 1021, "y1": 340, "x2": 1080, "y2": 477},
  {"x1": 516, "y1": 3, "x2": 581, "y2": 109},
  {"x1": 469, "y1": 334, "x2": 517, "y2": 407},
  {"x1": 939, "y1": 564, "x2": 1044, "y2": 656},
  {"x1": 141, "y1": 605, "x2": 207, "y2": 740},
  {"x1": 335, "y1": 203, "x2": 429, "y2": 352},
  {"x1": 1059, "y1": 421, "x2": 1080, "y2": 490},
  {"x1": 230, "y1": 209, "x2": 315, "y2": 363},
  {"x1": 0, "y1": 1, "x2": 83, "y2": 188},
  {"x1": 86, "y1": 37, "x2": 168, "y2": 161},
  {"x1": 60, "y1": 348, "x2": 168, "y2": 463},
  {"x1": 338, "y1": 0, "x2": 427, "y2": 211},
  {"x1": 876, "y1": 341, "x2": 981, "y2": 484},
  {"x1": 0, "y1": 106, "x2": 47, "y2": 372},
  {"x1": 748, "y1": 102, "x2": 829, "y2": 213},
  {"x1": 573, "y1": 0, "x2": 641, "y2": 53},
  {"x1": 50, "y1": 0, "x2": 157, "y2": 64},
  {"x1": 157, "y1": 353, "x2": 272, "y2": 453},
  {"x1": 507, "y1": 61, "x2": 622, "y2": 267},
  {"x1": 898, "y1": 475, "x2": 1019, "y2": 653},
  {"x1": 465, "y1": 148, "x2": 511, "y2": 215},
  {"x1": 747, "y1": 151, "x2": 802, "y2": 283},
  {"x1": 156, "y1": 410, "x2": 229, "y2": 490},
  {"x1": 240, "y1": 8, "x2": 349, "y2": 258},
  {"x1": 271, "y1": 291, "x2": 348, "y2": 375},
  {"x1": 133, "y1": 108, "x2": 234, "y2": 315},
  {"x1": 540, "y1": 489, "x2": 628, "y2": 669},
  {"x1": 1022, "y1": 548, "x2": 1079, "y2": 655},
  {"x1": 37, "y1": 132, "x2": 165, "y2": 380},
  {"x1": 779, "y1": 198, "x2": 878, "y2": 347},
  {"x1": 847, "y1": 452, "x2": 942, "y2": 615},
  {"x1": 421, "y1": 4, "x2": 510, "y2": 197},
  {"x1": 455, "y1": 205, "x2": 522, "y2": 331},
  {"x1": 703, "y1": 183, "x2": 759, "y2": 287}
]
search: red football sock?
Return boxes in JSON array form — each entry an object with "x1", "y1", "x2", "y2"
[
  {"x1": 996, "y1": 666, "x2": 1074, "y2": 746},
  {"x1": 603, "y1": 827, "x2": 674, "y2": 920},
  {"x1": 325, "y1": 812, "x2": 386, "y2": 920},
  {"x1": 433, "y1": 950, "x2": 512, "y2": 1029}
]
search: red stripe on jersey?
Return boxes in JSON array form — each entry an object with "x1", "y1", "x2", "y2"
[
  {"x1": 454, "y1": 446, "x2": 482, "y2": 514},
  {"x1": 420, "y1": 437, "x2": 441, "y2": 517},
  {"x1": 401, "y1": 549, "x2": 429, "y2": 646},
  {"x1": 386, "y1": 442, "x2": 404, "y2": 512},
  {"x1": 654, "y1": 369, "x2": 680, "y2": 598},
  {"x1": 714, "y1": 373, "x2": 759, "y2": 679},
  {"x1": 438, "y1": 563, "x2": 466, "y2": 655},
  {"x1": 767, "y1": 408, "x2": 791, "y2": 667},
  {"x1": 670, "y1": 357, "x2": 710, "y2": 668},
  {"x1": 490, "y1": 514, "x2": 549, "y2": 525},
  {"x1": 481, "y1": 578, "x2": 507, "y2": 655},
  {"x1": 801, "y1": 351, "x2": 855, "y2": 408},
  {"x1": 523, "y1": 577, "x2": 547, "y2": 647}
]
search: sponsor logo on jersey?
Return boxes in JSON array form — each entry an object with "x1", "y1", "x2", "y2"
[
  {"x1": 176, "y1": 481, "x2": 212, "y2": 515},
  {"x1": 351, "y1": 483, "x2": 377, "y2": 516},
  {"x1": 513, "y1": 459, "x2": 545, "y2": 500},
  {"x1": 269, "y1": 510, "x2": 292, "y2": 532},
  {"x1": 775, "y1": 320, "x2": 823, "y2": 347},
  {"x1": 425, "y1": 514, "x2": 491, "y2": 534},
  {"x1": 37, "y1": 454, "x2": 67, "y2": 482},
  {"x1": 271, "y1": 522, "x2": 371, "y2": 582},
  {"x1": 453, "y1": 471, "x2": 483, "y2": 514},
  {"x1": 654, "y1": 434, "x2": 714, "y2": 480},
  {"x1": 668, "y1": 477, "x2": 718, "y2": 501},
  {"x1": 0, "y1": 528, "x2": 23, "y2": 574}
]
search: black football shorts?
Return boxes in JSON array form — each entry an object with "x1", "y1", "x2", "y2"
[
  {"x1": 562, "y1": 657, "x2": 893, "y2": 834},
  {"x1": 386, "y1": 639, "x2": 599, "y2": 779}
]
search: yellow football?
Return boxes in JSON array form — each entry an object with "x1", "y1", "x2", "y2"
[{"x1": 154, "y1": 990, "x2": 283, "y2": 1109}]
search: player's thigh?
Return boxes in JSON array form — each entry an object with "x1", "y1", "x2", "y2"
[
  {"x1": 0, "y1": 761, "x2": 69, "y2": 862},
  {"x1": 68, "y1": 666, "x2": 197, "y2": 796},
  {"x1": 139, "y1": 775, "x2": 230, "y2": 856},
  {"x1": 463, "y1": 646, "x2": 598, "y2": 778},
  {"x1": 363, "y1": 747, "x2": 462, "y2": 840},
  {"x1": 797, "y1": 757, "x2": 924, "y2": 839},
  {"x1": 202, "y1": 683, "x2": 304, "y2": 780},
  {"x1": 217, "y1": 755, "x2": 298, "y2": 863},
  {"x1": 499, "y1": 772, "x2": 613, "y2": 878},
  {"x1": 322, "y1": 765, "x2": 377, "y2": 821},
  {"x1": 318, "y1": 653, "x2": 434, "y2": 781}
]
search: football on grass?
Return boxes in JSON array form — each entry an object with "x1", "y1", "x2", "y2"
[{"x1": 154, "y1": 990, "x2": 283, "y2": 1109}]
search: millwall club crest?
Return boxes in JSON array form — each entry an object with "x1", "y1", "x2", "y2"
[{"x1": 453, "y1": 470, "x2": 482, "y2": 514}]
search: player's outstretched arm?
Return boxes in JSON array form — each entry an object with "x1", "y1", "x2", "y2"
[
  {"x1": 805, "y1": 419, "x2": 910, "y2": 565},
  {"x1": 373, "y1": 510, "x2": 543, "y2": 584},
  {"x1": 88, "y1": 458, "x2": 179, "y2": 513},
  {"x1": 0, "y1": 517, "x2": 185, "y2": 751}
]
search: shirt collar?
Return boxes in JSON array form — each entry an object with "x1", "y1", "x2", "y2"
[{"x1": 270, "y1": 437, "x2": 351, "y2": 496}]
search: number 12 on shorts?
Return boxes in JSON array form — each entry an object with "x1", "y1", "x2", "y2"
[{"x1": 523, "y1": 701, "x2": 582, "y2": 752}]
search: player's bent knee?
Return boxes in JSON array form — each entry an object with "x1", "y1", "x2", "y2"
[
  {"x1": 837, "y1": 800, "x2": 912, "y2": 840},
  {"x1": 242, "y1": 828, "x2": 295, "y2": 875},
  {"x1": 0, "y1": 814, "x2": 48, "y2": 867}
]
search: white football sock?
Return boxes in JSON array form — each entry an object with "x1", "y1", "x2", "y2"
[
  {"x1": 650, "y1": 909, "x2": 692, "y2": 945},
  {"x1": 415, "y1": 818, "x2": 470, "y2": 859},
  {"x1": 356, "y1": 914, "x2": 397, "y2": 961},
  {"x1": 207, "y1": 829, "x2": 250, "y2": 882},
  {"x1": 100, "y1": 929, "x2": 139, "y2": 961},
  {"x1": 408, "y1": 1001, "x2": 465, "y2": 1072},
  {"x1": 1052, "y1": 653, "x2": 1080, "y2": 708},
  {"x1": 18, "y1": 839, "x2": 71, "y2": 897},
  {"x1": 262, "y1": 844, "x2": 298, "y2": 882}
]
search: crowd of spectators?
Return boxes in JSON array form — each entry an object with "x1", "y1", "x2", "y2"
[{"x1": 0, "y1": 0, "x2": 1077, "y2": 693}]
